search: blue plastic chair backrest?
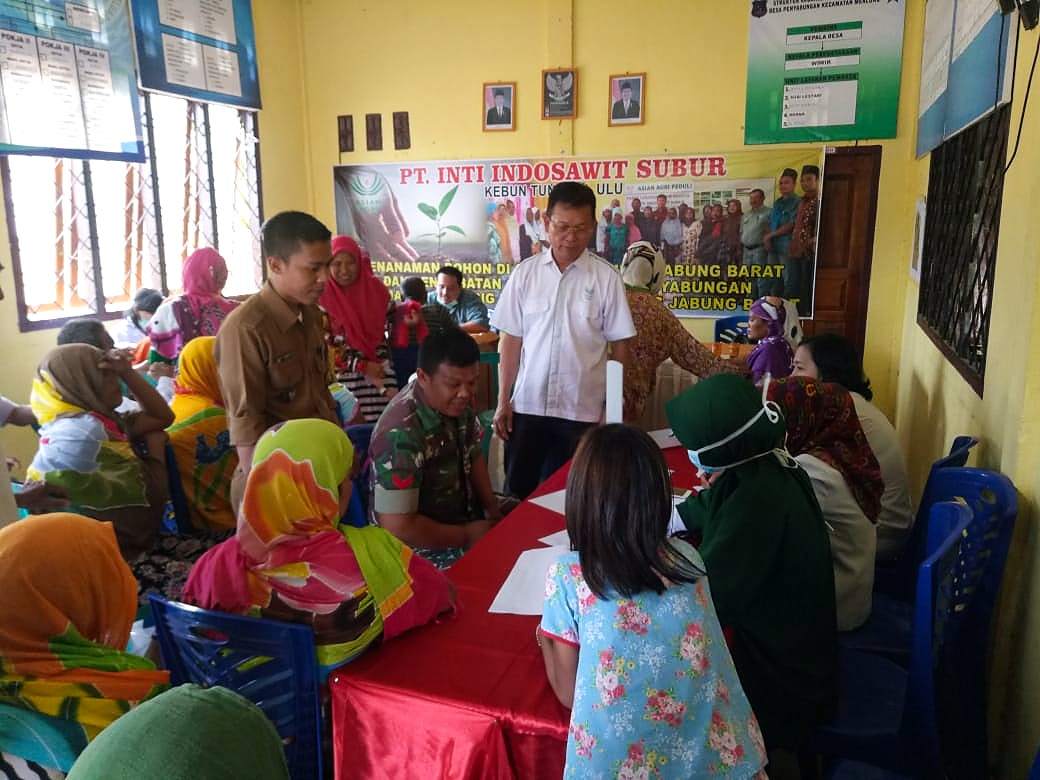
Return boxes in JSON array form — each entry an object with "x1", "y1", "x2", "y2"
[
  {"x1": 892, "y1": 436, "x2": 979, "y2": 598},
  {"x1": 905, "y1": 502, "x2": 972, "y2": 778},
  {"x1": 910, "y1": 469, "x2": 1017, "y2": 780},
  {"x1": 1030, "y1": 743, "x2": 1040, "y2": 780},
  {"x1": 345, "y1": 423, "x2": 375, "y2": 522},
  {"x1": 148, "y1": 596, "x2": 323, "y2": 780},
  {"x1": 714, "y1": 315, "x2": 749, "y2": 343}
]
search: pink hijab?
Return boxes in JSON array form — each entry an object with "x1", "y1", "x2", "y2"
[
  {"x1": 319, "y1": 236, "x2": 390, "y2": 360},
  {"x1": 182, "y1": 248, "x2": 229, "y2": 297}
]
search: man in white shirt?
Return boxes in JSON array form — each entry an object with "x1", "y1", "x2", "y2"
[{"x1": 491, "y1": 181, "x2": 636, "y2": 498}]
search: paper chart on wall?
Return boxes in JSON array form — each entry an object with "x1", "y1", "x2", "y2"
[{"x1": 488, "y1": 546, "x2": 568, "y2": 615}]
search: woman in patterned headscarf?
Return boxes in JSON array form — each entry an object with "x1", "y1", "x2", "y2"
[
  {"x1": 767, "y1": 375, "x2": 884, "y2": 630},
  {"x1": 167, "y1": 336, "x2": 237, "y2": 531},
  {"x1": 0, "y1": 514, "x2": 168, "y2": 778},
  {"x1": 147, "y1": 248, "x2": 238, "y2": 363},
  {"x1": 746, "y1": 296, "x2": 802, "y2": 384},
  {"x1": 666, "y1": 374, "x2": 837, "y2": 751},
  {"x1": 619, "y1": 241, "x2": 742, "y2": 423},
  {"x1": 183, "y1": 418, "x2": 454, "y2": 681}
]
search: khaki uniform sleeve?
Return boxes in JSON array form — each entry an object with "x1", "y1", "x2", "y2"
[{"x1": 216, "y1": 322, "x2": 269, "y2": 447}]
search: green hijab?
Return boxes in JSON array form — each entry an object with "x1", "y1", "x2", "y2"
[
  {"x1": 665, "y1": 373, "x2": 838, "y2": 749},
  {"x1": 67, "y1": 684, "x2": 290, "y2": 780}
]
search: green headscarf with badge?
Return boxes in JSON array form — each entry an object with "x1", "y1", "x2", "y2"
[{"x1": 665, "y1": 373, "x2": 838, "y2": 750}]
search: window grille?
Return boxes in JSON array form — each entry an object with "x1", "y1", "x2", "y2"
[
  {"x1": 917, "y1": 103, "x2": 1011, "y2": 395},
  {"x1": 2, "y1": 92, "x2": 263, "y2": 331}
]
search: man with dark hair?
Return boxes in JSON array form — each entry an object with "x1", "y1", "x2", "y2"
[
  {"x1": 215, "y1": 210, "x2": 339, "y2": 507},
  {"x1": 764, "y1": 168, "x2": 801, "y2": 297},
  {"x1": 741, "y1": 188, "x2": 772, "y2": 298},
  {"x1": 57, "y1": 318, "x2": 115, "y2": 350},
  {"x1": 369, "y1": 328, "x2": 504, "y2": 566},
  {"x1": 611, "y1": 81, "x2": 640, "y2": 120},
  {"x1": 787, "y1": 164, "x2": 821, "y2": 314},
  {"x1": 428, "y1": 264, "x2": 490, "y2": 334},
  {"x1": 486, "y1": 89, "x2": 511, "y2": 126},
  {"x1": 491, "y1": 181, "x2": 635, "y2": 499}
]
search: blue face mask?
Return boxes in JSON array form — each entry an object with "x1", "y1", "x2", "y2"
[{"x1": 687, "y1": 448, "x2": 721, "y2": 474}]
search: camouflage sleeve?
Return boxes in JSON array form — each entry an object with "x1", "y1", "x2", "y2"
[{"x1": 370, "y1": 422, "x2": 424, "y2": 515}]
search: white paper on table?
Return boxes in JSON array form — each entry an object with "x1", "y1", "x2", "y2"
[
  {"x1": 529, "y1": 488, "x2": 566, "y2": 515},
  {"x1": 538, "y1": 529, "x2": 570, "y2": 547},
  {"x1": 605, "y1": 360, "x2": 623, "y2": 423},
  {"x1": 668, "y1": 503, "x2": 686, "y2": 535},
  {"x1": 488, "y1": 546, "x2": 568, "y2": 615},
  {"x1": 648, "y1": 428, "x2": 680, "y2": 450}
]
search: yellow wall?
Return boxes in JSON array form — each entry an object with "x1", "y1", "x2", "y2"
[{"x1": 0, "y1": 0, "x2": 1038, "y2": 773}]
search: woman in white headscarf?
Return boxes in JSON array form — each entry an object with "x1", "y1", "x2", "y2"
[{"x1": 619, "y1": 241, "x2": 745, "y2": 423}]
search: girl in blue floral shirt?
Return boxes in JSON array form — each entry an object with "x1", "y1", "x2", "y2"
[{"x1": 539, "y1": 424, "x2": 767, "y2": 779}]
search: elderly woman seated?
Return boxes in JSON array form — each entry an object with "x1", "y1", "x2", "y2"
[
  {"x1": 183, "y1": 418, "x2": 454, "y2": 681},
  {"x1": 167, "y1": 336, "x2": 238, "y2": 531},
  {"x1": 666, "y1": 374, "x2": 837, "y2": 753},
  {"x1": 767, "y1": 376, "x2": 884, "y2": 630},
  {"x1": 0, "y1": 514, "x2": 168, "y2": 777},
  {"x1": 793, "y1": 333, "x2": 914, "y2": 560}
]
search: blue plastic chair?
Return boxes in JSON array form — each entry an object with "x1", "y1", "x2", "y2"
[
  {"x1": 1030, "y1": 744, "x2": 1040, "y2": 780},
  {"x1": 814, "y1": 503, "x2": 973, "y2": 778},
  {"x1": 344, "y1": 423, "x2": 375, "y2": 524},
  {"x1": 149, "y1": 596, "x2": 323, "y2": 780},
  {"x1": 714, "y1": 315, "x2": 749, "y2": 343},
  {"x1": 873, "y1": 436, "x2": 978, "y2": 601}
]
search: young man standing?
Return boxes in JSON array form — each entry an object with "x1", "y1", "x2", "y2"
[
  {"x1": 215, "y1": 211, "x2": 339, "y2": 507},
  {"x1": 491, "y1": 181, "x2": 635, "y2": 499},
  {"x1": 786, "y1": 164, "x2": 821, "y2": 314},
  {"x1": 764, "y1": 168, "x2": 801, "y2": 297}
]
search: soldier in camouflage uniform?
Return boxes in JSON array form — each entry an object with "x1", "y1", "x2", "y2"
[{"x1": 369, "y1": 328, "x2": 504, "y2": 568}]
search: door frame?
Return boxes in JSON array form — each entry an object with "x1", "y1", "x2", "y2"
[{"x1": 823, "y1": 144, "x2": 882, "y2": 354}]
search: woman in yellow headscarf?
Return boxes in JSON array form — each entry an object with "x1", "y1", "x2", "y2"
[
  {"x1": 183, "y1": 418, "x2": 455, "y2": 681},
  {"x1": 0, "y1": 514, "x2": 168, "y2": 776},
  {"x1": 167, "y1": 336, "x2": 237, "y2": 531}
]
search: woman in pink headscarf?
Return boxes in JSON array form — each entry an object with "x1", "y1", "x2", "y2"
[
  {"x1": 320, "y1": 235, "x2": 399, "y2": 423},
  {"x1": 147, "y1": 248, "x2": 238, "y2": 363}
]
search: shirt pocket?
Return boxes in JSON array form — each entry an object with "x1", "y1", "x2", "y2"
[
  {"x1": 521, "y1": 297, "x2": 553, "y2": 330},
  {"x1": 269, "y1": 350, "x2": 304, "y2": 402}
]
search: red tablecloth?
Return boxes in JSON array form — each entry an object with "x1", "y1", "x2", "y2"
[{"x1": 330, "y1": 446, "x2": 698, "y2": 780}]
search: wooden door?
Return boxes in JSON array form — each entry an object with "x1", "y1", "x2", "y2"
[{"x1": 802, "y1": 145, "x2": 882, "y2": 353}]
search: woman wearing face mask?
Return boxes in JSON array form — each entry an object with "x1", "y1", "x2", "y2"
[
  {"x1": 115, "y1": 288, "x2": 163, "y2": 349},
  {"x1": 665, "y1": 374, "x2": 837, "y2": 754}
]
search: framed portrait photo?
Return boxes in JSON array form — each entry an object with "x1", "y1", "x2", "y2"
[
  {"x1": 483, "y1": 82, "x2": 516, "y2": 132},
  {"x1": 608, "y1": 73, "x2": 645, "y2": 126},
  {"x1": 542, "y1": 68, "x2": 577, "y2": 119}
]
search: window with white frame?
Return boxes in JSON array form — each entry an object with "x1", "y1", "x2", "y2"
[{"x1": 2, "y1": 91, "x2": 263, "y2": 331}]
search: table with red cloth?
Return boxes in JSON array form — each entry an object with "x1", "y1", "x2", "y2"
[{"x1": 330, "y1": 444, "x2": 699, "y2": 780}]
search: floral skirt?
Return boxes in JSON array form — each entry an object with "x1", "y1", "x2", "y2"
[{"x1": 130, "y1": 529, "x2": 232, "y2": 606}]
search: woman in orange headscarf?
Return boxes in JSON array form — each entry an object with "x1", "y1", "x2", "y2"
[
  {"x1": 167, "y1": 336, "x2": 237, "y2": 531},
  {"x1": 0, "y1": 514, "x2": 168, "y2": 776}
]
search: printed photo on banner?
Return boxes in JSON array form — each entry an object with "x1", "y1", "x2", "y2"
[
  {"x1": 332, "y1": 148, "x2": 824, "y2": 318},
  {"x1": 542, "y1": 69, "x2": 576, "y2": 119},
  {"x1": 483, "y1": 82, "x2": 515, "y2": 132},
  {"x1": 608, "y1": 73, "x2": 645, "y2": 126}
]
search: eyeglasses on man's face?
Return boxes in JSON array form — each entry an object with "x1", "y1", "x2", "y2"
[{"x1": 549, "y1": 219, "x2": 593, "y2": 237}]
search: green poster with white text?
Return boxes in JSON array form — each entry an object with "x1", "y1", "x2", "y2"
[{"x1": 745, "y1": 0, "x2": 905, "y2": 144}]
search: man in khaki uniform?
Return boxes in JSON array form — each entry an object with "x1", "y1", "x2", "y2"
[{"x1": 215, "y1": 211, "x2": 339, "y2": 507}]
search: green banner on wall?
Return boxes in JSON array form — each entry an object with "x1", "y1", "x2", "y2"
[{"x1": 745, "y1": 0, "x2": 905, "y2": 144}]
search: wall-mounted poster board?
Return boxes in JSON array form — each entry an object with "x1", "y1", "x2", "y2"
[
  {"x1": 333, "y1": 148, "x2": 824, "y2": 319},
  {"x1": 745, "y1": 0, "x2": 905, "y2": 144},
  {"x1": 0, "y1": 0, "x2": 144, "y2": 161},
  {"x1": 131, "y1": 0, "x2": 260, "y2": 109},
  {"x1": 917, "y1": 0, "x2": 1016, "y2": 158}
]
